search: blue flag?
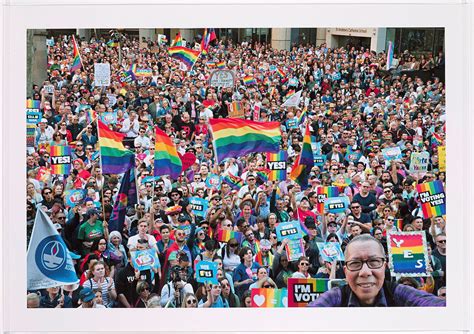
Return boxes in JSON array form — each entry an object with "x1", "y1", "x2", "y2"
[
  {"x1": 27, "y1": 209, "x2": 79, "y2": 290},
  {"x1": 109, "y1": 166, "x2": 137, "y2": 232}
]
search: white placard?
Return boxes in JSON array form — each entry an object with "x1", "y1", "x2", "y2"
[{"x1": 94, "y1": 63, "x2": 111, "y2": 87}]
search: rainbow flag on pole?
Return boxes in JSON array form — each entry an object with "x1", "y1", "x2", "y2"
[
  {"x1": 108, "y1": 166, "x2": 137, "y2": 233},
  {"x1": 107, "y1": 40, "x2": 119, "y2": 47},
  {"x1": 209, "y1": 118, "x2": 281, "y2": 163},
  {"x1": 266, "y1": 151, "x2": 287, "y2": 181},
  {"x1": 394, "y1": 219, "x2": 404, "y2": 231},
  {"x1": 154, "y1": 127, "x2": 182, "y2": 179},
  {"x1": 170, "y1": 32, "x2": 183, "y2": 47},
  {"x1": 216, "y1": 61, "x2": 226, "y2": 69},
  {"x1": 50, "y1": 146, "x2": 72, "y2": 175},
  {"x1": 387, "y1": 232, "x2": 429, "y2": 276},
  {"x1": 243, "y1": 75, "x2": 257, "y2": 85},
  {"x1": 316, "y1": 186, "x2": 340, "y2": 214},
  {"x1": 97, "y1": 120, "x2": 135, "y2": 174},
  {"x1": 416, "y1": 181, "x2": 446, "y2": 218},
  {"x1": 289, "y1": 123, "x2": 314, "y2": 190},
  {"x1": 168, "y1": 46, "x2": 201, "y2": 69},
  {"x1": 222, "y1": 173, "x2": 244, "y2": 191},
  {"x1": 70, "y1": 35, "x2": 82, "y2": 72},
  {"x1": 277, "y1": 68, "x2": 286, "y2": 78}
]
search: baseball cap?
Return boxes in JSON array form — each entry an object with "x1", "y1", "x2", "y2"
[{"x1": 79, "y1": 287, "x2": 95, "y2": 302}]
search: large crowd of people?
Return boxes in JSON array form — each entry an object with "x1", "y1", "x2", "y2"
[{"x1": 26, "y1": 31, "x2": 446, "y2": 308}]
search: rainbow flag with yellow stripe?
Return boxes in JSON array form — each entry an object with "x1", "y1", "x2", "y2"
[
  {"x1": 154, "y1": 127, "x2": 182, "y2": 179},
  {"x1": 416, "y1": 180, "x2": 446, "y2": 218},
  {"x1": 70, "y1": 35, "x2": 82, "y2": 72},
  {"x1": 222, "y1": 173, "x2": 244, "y2": 191},
  {"x1": 217, "y1": 229, "x2": 243, "y2": 243},
  {"x1": 387, "y1": 232, "x2": 428, "y2": 276},
  {"x1": 289, "y1": 123, "x2": 314, "y2": 190},
  {"x1": 251, "y1": 288, "x2": 287, "y2": 308},
  {"x1": 216, "y1": 61, "x2": 225, "y2": 69},
  {"x1": 168, "y1": 46, "x2": 200, "y2": 69},
  {"x1": 97, "y1": 120, "x2": 135, "y2": 174},
  {"x1": 27, "y1": 99, "x2": 41, "y2": 109},
  {"x1": 243, "y1": 75, "x2": 256, "y2": 85}
]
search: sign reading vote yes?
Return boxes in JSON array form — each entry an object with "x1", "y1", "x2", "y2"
[
  {"x1": 276, "y1": 221, "x2": 302, "y2": 241},
  {"x1": 324, "y1": 196, "x2": 350, "y2": 214},
  {"x1": 195, "y1": 261, "x2": 218, "y2": 285},
  {"x1": 189, "y1": 197, "x2": 209, "y2": 218}
]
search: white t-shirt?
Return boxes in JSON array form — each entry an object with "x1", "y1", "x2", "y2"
[{"x1": 127, "y1": 233, "x2": 157, "y2": 250}]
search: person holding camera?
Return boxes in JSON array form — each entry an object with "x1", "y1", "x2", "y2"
[{"x1": 160, "y1": 265, "x2": 194, "y2": 308}]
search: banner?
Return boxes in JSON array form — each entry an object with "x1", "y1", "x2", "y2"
[
  {"x1": 94, "y1": 63, "x2": 111, "y2": 86},
  {"x1": 217, "y1": 229, "x2": 243, "y2": 243},
  {"x1": 131, "y1": 249, "x2": 160, "y2": 271},
  {"x1": 275, "y1": 221, "x2": 302, "y2": 241},
  {"x1": 251, "y1": 288, "x2": 287, "y2": 308},
  {"x1": 387, "y1": 231, "x2": 429, "y2": 277},
  {"x1": 285, "y1": 239, "x2": 305, "y2": 261},
  {"x1": 209, "y1": 70, "x2": 235, "y2": 88},
  {"x1": 188, "y1": 197, "x2": 209, "y2": 218},
  {"x1": 438, "y1": 146, "x2": 446, "y2": 172},
  {"x1": 205, "y1": 174, "x2": 221, "y2": 190},
  {"x1": 281, "y1": 90, "x2": 302, "y2": 107},
  {"x1": 118, "y1": 69, "x2": 136, "y2": 86},
  {"x1": 316, "y1": 242, "x2": 345, "y2": 262},
  {"x1": 409, "y1": 151, "x2": 430, "y2": 177},
  {"x1": 416, "y1": 181, "x2": 446, "y2": 218},
  {"x1": 50, "y1": 146, "x2": 72, "y2": 175},
  {"x1": 345, "y1": 150, "x2": 362, "y2": 163},
  {"x1": 316, "y1": 186, "x2": 339, "y2": 213},
  {"x1": 382, "y1": 147, "x2": 402, "y2": 161},
  {"x1": 266, "y1": 151, "x2": 287, "y2": 181},
  {"x1": 253, "y1": 103, "x2": 261, "y2": 121},
  {"x1": 195, "y1": 261, "x2": 218, "y2": 285},
  {"x1": 324, "y1": 196, "x2": 350, "y2": 214},
  {"x1": 135, "y1": 68, "x2": 153, "y2": 77},
  {"x1": 27, "y1": 125, "x2": 36, "y2": 148},
  {"x1": 64, "y1": 189, "x2": 86, "y2": 208},
  {"x1": 101, "y1": 112, "x2": 118, "y2": 125},
  {"x1": 27, "y1": 209, "x2": 79, "y2": 290}
]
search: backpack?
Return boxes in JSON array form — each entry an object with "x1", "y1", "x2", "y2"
[{"x1": 339, "y1": 281, "x2": 398, "y2": 306}]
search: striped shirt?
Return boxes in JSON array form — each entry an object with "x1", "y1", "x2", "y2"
[{"x1": 83, "y1": 277, "x2": 115, "y2": 308}]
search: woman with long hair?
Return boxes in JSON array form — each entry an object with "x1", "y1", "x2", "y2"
[{"x1": 82, "y1": 260, "x2": 117, "y2": 308}]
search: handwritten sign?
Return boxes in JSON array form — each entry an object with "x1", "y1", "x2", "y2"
[
  {"x1": 324, "y1": 196, "x2": 350, "y2": 214},
  {"x1": 387, "y1": 231, "x2": 429, "y2": 277},
  {"x1": 195, "y1": 261, "x2": 218, "y2": 285},
  {"x1": 209, "y1": 70, "x2": 235, "y2": 88},
  {"x1": 317, "y1": 242, "x2": 345, "y2": 262},
  {"x1": 409, "y1": 151, "x2": 430, "y2": 177},
  {"x1": 94, "y1": 63, "x2": 111, "y2": 87},
  {"x1": 251, "y1": 288, "x2": 287, "y2": 308},
  {"x1": 382, "y1": 147, "x2": 402, "y2": 161},
  {"x1": 188, "y1": 197, "x2": 209, "y2": 217},
  {"x1": 276, "y1": 221, "x2": 302, "y2": 241}
]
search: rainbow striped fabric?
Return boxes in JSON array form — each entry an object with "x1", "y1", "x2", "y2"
[
  {"x1": 394, "y1": 219, "x2": 404, "y2": 231},
  {"x1": 285, "y1": 90, "x2": 295, "y2": 100},
  {"x1": 207, "y1": 61, "x2": 216, "y2": 68},
  {"x1": 168, "y1": 46, "x2": 200, "y2": 69},
  {"x1": 170, "y1": 32, "x2": 183, "y2": 47},
  {"x1": 85, "y1": 108, "x2": 97, "y2": 124},
  {"x1": 50, "y1": 146, "x2": 72, "y2": 175},
  {"x1": 107, "y1": 40, "x2": 119, "y2": 47},
  {"x1": 70, "y1": 35, "x2": 82, "y2": 72},
  {"x1": 277, "y1": 68, "x2": 286, "y2": 78},
  {"x1": 209, "y1": 118, "x2": 281, "y2": 163},
  {"x1": 97, "y1": 120, "x2": 135, "y2": 174},
  {"x1": 416, "y1": 180, "x2": 446, "y2": 218},
  {"x1": 222, "y1": 173, "x2": 244, "y2": 191},
  {"x1": 154, "y1": 127, "x2": 182, "y2": 179},
  {"x1": 216, "y1": 61, "x2": 225, "y2": 69},
  {"x1": 243, "y1": 75, "x2": 256, "y2": 85},
  {"x1": 26, "y1": 99, "x2": 41, "y2": 109},
  {"x1": 431, "y1": 133, "x2": 444, "y2": 148},
  {"x1": 388, "y1": 232, "x2": 428, "y2": 276},
  {"x1": 228, "y1": 101, "x2": 244, "y2": 118},
  {"x1": 251, "y1": 288, "x2": 287, "y2": 308},
  {"x1": 316, "y1": 186, "x2": 340, "y2": 214},
  {"x1": 289, "y1": 123, "x2": 314, "y2": 190},
  {"x1": 200, "y1": 28, "x2": 216, "y2": 55},
  {"x1": 217, "y1": 229, "x2": 243, "y2": 243},
  {"x1": 255, "y1": 168, "x2": 270, "y2": 183},
  {"x1": 266, "y1": 151, "x2": 287, "y2": 181}
]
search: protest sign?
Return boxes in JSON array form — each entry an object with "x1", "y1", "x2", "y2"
[
  {"x1": 132, "y1": 249, "x2": 160, "y2": 271},
  {"x1": 228, "y1": 101, "x2": 244, "y2": 118},
  {"x1": 118, "y1": 69, "x2": 135, "y2": 86},
  {"x1": 157, "y1": 34, "x2": 167, "y2": 45},
  {"x1": 205, "y1": 174, "x2": 221, "y2": 191},
  {"x1": 36, "y1": 166, "x2": 51, "y2": 184},
  {"x1": 135, "y1": 68, "x2": 153, "y2": 77},
  {"x1": 50, "y1": 146, "x2": 72, "y2": 175},
  {"x1": 416, "y1": 181, "x2": 446, "y2": 218},
  {"x1": 195, "y1": 261, "x2": 218, "y2": 285},
  {"x1": 387, "y1": 231, "x2": 429, "y2": 277},
  {"x1": 188, "y1": 197, "x2": 209, "y2": 217},
  {"x1": 288, "y1": 278, "x2": 326, "y2": 307},
  {"x1": 217, "y1": 229, "x2": 243, "y2": 243},
  {"x1": 27, "y1": 125, "x2": 36, "y2": 147},
  {"x1": 345, "y1": 150, "x2": 362, "y2": 163},
  {"x1": 438, "y1": 146, "x2": 446, "y2": 172},
  {"x1": 209, "y1": 70, "x2": 235, "y2": 88},
  {"x1": 317, "y1": 242, "x2": 345, "y2": 262},
  {"x1": 106, "y1": 94, "x2": 117, "y2": 107},
  {"x1": 27, "y1": 111, "x2": 42, "y2": 124},
  {"x1": 253, "y1": 103, "x2": 261, "y2": 121},
  {"x1": 251, "y1": 288, "x2": 287, "y2": 308},
  {"x1": 285, "y1": 239, "x2": 305, "y2": 261},
  {"x1": 409, "y1": 151, "x2": 430, "y2": 177},
  {"x1": 94, "y1": 63, "x2": 111, "y2": 87},
  {"x1": 46, "y1": 38, "x2": 55, "y2": 47},
  {"x1": 311, "y1": 140, "x2": 322, "y2": 155},
  {"x1": 286, "y1": 118, "x2": 298, "y2": 130},
  {"x1": 316, "y1": 186, "x2": 339, "y2": 213},
  {"x1": 101, "y1": 112, "x2": 117, "y2": 125},
  {"x1": 324, "y1": 196, "x2": 350, "y2": 214},
  {"x1": 313, "y1": 154, "x2": 326, "y2": 167},
  {"x1": 64, "y1": 189, "x2": 86, "y2": 208},
  {"x1": 382, "y1": 146, "x2": 402, "y2": 161},
  {"x1": 38, "y1": 142, "x2": 50, "y2": 153},
  {"x1": 276, "y1": 221, "x2": 302, "y2": 241},
  {"x1": 266, "y1": 151, "x2": 287, "y2": 181}
]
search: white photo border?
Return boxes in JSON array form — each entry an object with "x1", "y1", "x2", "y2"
[{"x1": 2, "y1": 0, "x2": 471, "y2": 332}]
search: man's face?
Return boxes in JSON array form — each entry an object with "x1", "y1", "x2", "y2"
[
  {"x1": 175, "y1": 230, "x2": 186, "y2": 243},
  {"x1": 242, "y1": 205, "x2": 252, "y2": 217},
  {"x1": 412, "y1": 218, "x2": 423, "y2": 231},
  {"x1": 138, "y1": 222, "x2": 148, "y2": 234},
  {"x1": 344, "y1": 240, "x2": 386, "y2": 306},
  {"x1": 351, "y1": 225, "x2": 362, "y2": 236},
  {"x1": 161, "y1": 228, "x2": 170, "y2": 240},
  {"x1": 436, "y1": 235, "x2": 446, "y2": 251}
]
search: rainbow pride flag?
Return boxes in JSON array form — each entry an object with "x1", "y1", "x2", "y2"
[
  {"x1": 70, "y1": 35, "x2": 82, "y2": 72},
  {"x1": 394, "y1": 219, "x2": 404, "y2": 231},
  {"x1": 168, "y1": 46, "x2": 201, "y2": 69},
  {"x1": 85, "y1": 108, "x2": 98, "y2": 124},
  {"x1": 297, "y1": 106, "x2": 307, "y2": 125},
  {"x1": 228, "y1": 101, "x2": 244, "y2": 118},
  {"x1": 216, "y1": 61, "x2": 226, "y2": 69},
  {"x1": 431, "y1": 133, "x2": 444, "y2": 149},
  {"x1": 243, "y1": 75, "x2": 256, "y2": 85},
  {"x1": 289, "y1": 123, "x2": 314, "y2": 190},
  {"x1": 388, "y1": 232, "x2": 428, "y2": 276},
  {"x1": 134, "y1": 68, "x2": 153, "y2": 77},
  {"x1": 154, "y1": 127, "x2": 182, "y2": 179},
  {"x1": 97, "y1": 120, "x2": 135, "y2": 174},
  {"x1": 315, "y1": 186, "x2": 340, "y2": 214},
  {"x1": 217, "y1": 229, "x2": 243, "y2": 243},
  {"x1": 285, "y1": 90, "x2": 295, "y2": 100},
  {"x1": 277, "y1": 68, "x2": 286, "y2": 78},
  {"x1": 50, "y1": 146, "x2": 72, "y2": 175},
  {"x1": 251, "y1": 288, "x2": 287, "y2": 308},
  {"x1": 107, "y1": 40, "x2": 119, "y2": 47},
  {"x1": 209, "y1": 118, "x2": 281, "y2": 163},
  {"x1": 26, "y1": 99, "x2": 41, "y2": 109},
  {"x1": 109, "y1": 166, "x2": 137, "y2": 232},
  {"x1": 255, "y1": 168, "x2": 270, "y2": 183},
  {"x1": 266, "y1": 151, "x2": 287, "y2": 181},
  {"x1": 207, "y1": 61, "x2": 216, "y2": 68},
  {"x1": 222, "y1": 173, "x2": 244, "y2": 191},
  {"x1": 416, "y1": 181, "x2": 446, "y2": 218},
  {"x1": 170, "y1": 32, "x2": 183, "y2": 47}
]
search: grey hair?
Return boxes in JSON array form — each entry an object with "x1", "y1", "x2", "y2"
[{"x1": 344, "y1": 234, "x2": 386, "y2": 259}]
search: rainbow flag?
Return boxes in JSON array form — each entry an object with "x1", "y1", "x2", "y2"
[
  {"x1": 315, "y1": 186, "x2": 340, "y2": 214},
  {"x1": 26, "y1": 99, "x2": 41, "y2": 109},
  {"x1": 266, "y1": 151, "x2": 287, "y2": 181},
  {"x1": 207, "y1": 61, "x2": 216, "y2": 68},
  {"x1": 50, "y1": 146, "x2": 72, "y2": 175},
  {"x1": 222, "y1": 173, "x2": 244, "y2": 191},
  {"x1": 388, "y1": 232, "x2": 428, "y2": 276},
  {"x1": 416, "y1": 181, "x2": 446, "y2": 218},
  {"x1": 134, "y1": 68, "x2": 153, "y2": 77},
  {"x1": 209, "y1": 118, "x2": 281, "y2": 163},
  {"x1": 277, "y1": 68, "x2": 286, "y2": 78},
  {"x1": 168, "y1": 46, "x2": 200, "y2": 69},
  {"x1": 217, "y1": 229, "x2": 243, "y2": 243},
  {"x1": 70, "y1": 35, "x2": 82, "y2": 72},
  {"x1": 97, "y1": 120, "x2": 135, "y2": 174},
  {"x1": 85, "y1": 108, "x2": 97, "y2": 124},
  {"x1": 216, "y1": 61, "x2": 225, "y2": 69},
  {"x1": 107, "y1": 40, "x2": 119, "y2": 47},
  {"x1": 130, "y1": 63, "x2": 137, "y2": 74},
  {"x1": 297, "y1": 106, "x2": 307, "y2": 125},
  {"x1": 285, "y1": 90, "x2": 295, "y2": 100},
  {"x1": 108, "y1": 166, "x2": 137, "y2": 232},
  {"x1": 170, "y1": 32, "x2": 183, "y2": 47},
  {"x1": 431, "y1": 133, "x2": 444, "y2": 149},
  {"x1": 289, "y1": 123, "x2": 314, "y2": 190},
  {"x1": 243, "y1": 75, "x2": 256, "y2": 85},
  {"x1": 251, "y1": 288, "x2": 286, "y2": 308},
  {"x1": 154, "y1": 127, "x2": 182, "y2": 179},
  {"x1": 255, "y1": 168, "x2": 270, "y2": 183},
  {"x1": 200, "y1": 28, "x2": 216, "y2": 55},
  {"x1": 394, "y1": 219, "x2": 404, "y2": 231}
]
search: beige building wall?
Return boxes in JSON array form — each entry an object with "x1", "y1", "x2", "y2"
[{"x1": 271, "y1": 28, "x2": 291, "y2": 51}]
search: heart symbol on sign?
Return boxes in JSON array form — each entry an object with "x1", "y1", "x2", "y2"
[
  {"x1": 281, "y1": 296, "x2": 288, "y2": 307},
  {"x1": 253, "y1": 294, "x2": 265, "y2": 307},
  {"x1": 178, "y1": 152, "x2": 197, "y2": 172}
]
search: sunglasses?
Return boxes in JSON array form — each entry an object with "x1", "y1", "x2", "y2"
[
  {"x1": 229, "y1": 243, "x2": 238, "y2": 247},
  {"x1": 351, "y1": 206, "x2": 361, "y2": 209},
  {"x1": 300, "y1": 262, "x2": 310, "y2": 266},
  {"x1": 186, "y1": 299, "x2": 197, "y2": 305},
  {"x1": 437, "y1": 240, "x2": 446, "y2": 244},
  {"x1": 56, "y1": 216, "x2": 66, "y2": 220},
  {"x1": 44, "y1": 191, "x2": 52, "y2": 195}
]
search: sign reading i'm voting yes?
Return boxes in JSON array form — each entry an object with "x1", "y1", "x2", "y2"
[
  {"x1": 195, "y1": 261, "x2": 218, "y2": 285},
  {"x1": 276, "y1": 221, "x2": 302, "y2": 241}
]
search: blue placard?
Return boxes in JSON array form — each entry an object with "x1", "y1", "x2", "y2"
[
  {"x1": 317, "y1": 242, "x2": 345, "y2": 262},
  {"x1": 189, "y1": 197, "x2": 209, "y2": 217},
  {"x1": 269, "y1": 65, "x2": 277, "y2": 72},
  {"x1": 311, "y1": 140, "x2": 322, "y2": 155},
  {"x1": 287, "y1": 119, "x2": 298, "y2": 130},
  {"x1": 382, "y1": 147, "x2": 402, "y2": 161},
  {"x1": 132, "y1": 249, "x2": 160, "y2": 271},
  {"x1": 345, "y1": 151, "x2": 362, "y2": 163},
  {"x1": 275, "y1": 221, "x2": 302, "y2": 241},
  {"x1": 101, "y1": 112, "x2": 117, "y2": 125},
  {"x1": 91, "y1": 150, "x2": 100, "y2": 161},
  {"x1": 64, "y1": 189, "x2": 86, "y2": 208},
  {"x1": 324, "y1": 196, "x2": 350, "y2": 214},
  {"x1": 206, "y1": 174, "x2": 221, "y2": 190},
  {"x1": 195, "y1": 261, "x2": 218, "y2": 285},
  {"x1": 27, "y1": 111, "x2": 42, "y2": 124},
  {"x1": 313, "y1": 154, "x2": 326, "y2": 167}
]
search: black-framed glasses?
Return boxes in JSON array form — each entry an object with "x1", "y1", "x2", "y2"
[
  {"x1": 437, "y1": 239, "x2": 446, "y2": 244},
  {"x1": 345, "y1": 257, "x2": 385, "y2": 271},
  {"x1": 44, "y1": 191, "x2": 52, "y2": 195},
  {"x1": 351, "y1": 206, "x2": 361, "y2": 209}
]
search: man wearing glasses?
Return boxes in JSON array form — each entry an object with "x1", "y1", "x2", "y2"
[{"x1": 311, "y1": 235, "x2": 445, "y2": 307}]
